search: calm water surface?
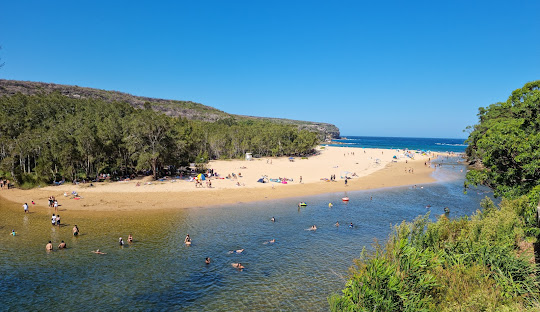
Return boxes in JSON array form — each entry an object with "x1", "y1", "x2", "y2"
[{"x1": 0, "y1": 157, "x2": 493, "y2": 311}]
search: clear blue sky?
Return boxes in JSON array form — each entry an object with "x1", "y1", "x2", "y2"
[{"x1": 1, "y1": 1, "x2": 539, "y2": 138}]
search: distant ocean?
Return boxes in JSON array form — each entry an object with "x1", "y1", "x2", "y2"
[{"x1": 328, "y1": 136, "x2": 467, "y2": 153}]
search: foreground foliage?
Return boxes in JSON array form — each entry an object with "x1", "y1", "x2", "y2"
[
  {"x1": 0, "y1": 92, "x2": 319, "y2": 184},
  {"x1": 329, "y1": 198, "x2": 540, "y2": 311}
]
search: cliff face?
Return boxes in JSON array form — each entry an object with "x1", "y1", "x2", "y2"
[{"x1": 0, "y1": 79, "x2": 340, "y2": 140}]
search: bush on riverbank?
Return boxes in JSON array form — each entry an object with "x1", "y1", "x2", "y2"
[{"x1": 329, "y1": 197, "x2": 540, "y2": 311}]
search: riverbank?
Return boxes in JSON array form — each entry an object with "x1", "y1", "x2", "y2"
[{"x1": 0, "y1": 146, "x2": 436, "y2": 211}]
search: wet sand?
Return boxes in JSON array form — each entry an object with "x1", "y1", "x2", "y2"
[{"x1": 0, "y1": 146, "x2": 436, "y2": 211}]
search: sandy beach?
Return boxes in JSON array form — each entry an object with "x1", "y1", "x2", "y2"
[{"x1": 0, "y1": 146, "x2": 436, "y2": 211}]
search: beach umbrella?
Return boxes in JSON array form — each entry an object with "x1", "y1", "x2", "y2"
[
  {"x1": 197, "y1": 174, "x2": 206, "y2": 181},
  {"x1": 289, "y1": 157, "x2": 294, "y2": 159}
]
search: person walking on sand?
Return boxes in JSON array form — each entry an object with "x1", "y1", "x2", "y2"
[
  {"x1": 46, "y1": 241, "x2": 53, "y2": 251},
  {"x1": 23, "y1": 203, "x2": 29, "y2": 213},
  {"x1": 54, "y1": 200, "x2": 58, "y2": 213},
  {"x1": 56, "y1": 215, "x2": 61, "y2": 226},
  {"x1": 51, "y1": 214, "x2": 56, "y2": 226}
]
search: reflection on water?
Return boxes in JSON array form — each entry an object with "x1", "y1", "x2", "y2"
[{"x1": 0, "y1": 158, "x2": 494, "y2": 311}]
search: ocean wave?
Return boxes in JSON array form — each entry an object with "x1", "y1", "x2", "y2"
[{"x1": 435, "y1": 143, "x2": 467, "y2": 147}]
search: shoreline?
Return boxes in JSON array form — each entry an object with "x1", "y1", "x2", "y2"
[{"x1": 0, "y1": 146, "x2": 437, "y2": 211}]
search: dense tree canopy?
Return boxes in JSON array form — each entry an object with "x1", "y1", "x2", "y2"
[
  {"x1": 0, "y1": 92, "x2": 319, "y2": 185},
  {"x1": 466, "y1": 80, "x2": 540, "y2": 198}
]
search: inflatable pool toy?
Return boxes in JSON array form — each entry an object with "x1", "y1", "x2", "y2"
[
  {"x1": 342, "y1": 197, "x2": 349, "y2": 202},
  {"x1": 298, "y1": 202, "x2": 307, "y2": 207}
]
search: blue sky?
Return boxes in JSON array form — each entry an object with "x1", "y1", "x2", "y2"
[{"x1": 1, "y1": 1, "x2": 539, "y2": 138}]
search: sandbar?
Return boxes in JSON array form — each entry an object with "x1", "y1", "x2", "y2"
[{"x1": 0, "y1": 146, "x2": 437, "y2": 211}]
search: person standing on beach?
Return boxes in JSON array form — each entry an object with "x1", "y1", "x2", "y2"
[
  {"x1": 344, "y1": 179, "x2": 348, "y2": 186},
  {"x1": 23, "y1": 203, "x2": 28, "y2": 213},
  {"x1": 51, "y1": 214, "x2": 56, "y2": 226},
  {"x1": 54, "y1": 200, "x2": 58, "y2": 213},
  {"x1": 56, "y1": 215, "x2": 61, "y2": 226},
  {"x1": 299, "y1": 176, "x2": 302, "y2": 183}
]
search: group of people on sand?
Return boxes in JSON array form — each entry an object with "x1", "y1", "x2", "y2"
[{"x1": 0, "y1": 178, "x2": 11, "y2": 190}]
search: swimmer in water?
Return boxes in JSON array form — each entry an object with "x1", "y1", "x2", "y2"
[
  {"x1": 205, "y1": 257, "x2": 211, "y2": 264},
  {"x1": 73, "y1": 225, "x2": 79, "y2": 236},
  {"x1": 335, "y1": 221, "x2": 340, "y2": 227},
  {"x1": 328, "y1": 203, "x2": 333, "y2": 208},
  {"x1": 92, "y1": 249, "x2": 107, "y2": 255},
  {"x1": 271, "y1": 217, "x2": 275, "y2": 222},
  {"x1": 184, "y1": 234, "x2": 191, "y2": 244},
  {"x1": 307, "y1": 225, "x2": 317, "y2": 231},
  {"x1": 58, "y1": 241, "x2": 67, "y2": 249},
  {"x1": 46, "y1": 241, "x2": 53, "y2": 251},
  {"x1": 349, "y1": 223, "x2": 353, "y2": 228},
  {"x1": 263, "y1": 239, "x2": 276, "y2": 244},
  {"x1": 228, "y1": 249, "x2": 244, "y2": 254},
  {"x1": 232, "y1": 263, "x2": 245, "y2": 270},
  {"x1": 119, "y1": 237, "x2": 124, "y2": 246},
  {"x1": 128, "y1": 234, "x2": 133, "y2": 243}
]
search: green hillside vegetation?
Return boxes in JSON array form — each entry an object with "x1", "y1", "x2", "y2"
[
  {"x1": 330, "y1": 80, "x2": 540, "y2": 311},
  {"x1": 0, "y1": 79, "x2": 340, "y2": 140},
  {"x1": 0, "y1": 92, "x2": 319, "y2": 187}
]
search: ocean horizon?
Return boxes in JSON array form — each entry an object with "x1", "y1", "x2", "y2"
[{"x1": 329, "y1": 135, "x2": 467, "y2": 153}]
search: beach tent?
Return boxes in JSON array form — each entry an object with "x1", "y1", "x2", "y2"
[
  {"x1": 197, "y1": 174, "x2": 206, "y2": 181},
  {"x1": 257, "y1": 178, "x2": 267, "y2": 183}
]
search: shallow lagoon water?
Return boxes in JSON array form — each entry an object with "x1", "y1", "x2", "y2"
[{"x1": 0, "y1": 159, "x2": 493, "y2": 311}]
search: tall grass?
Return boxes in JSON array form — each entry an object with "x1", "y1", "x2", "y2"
[{"x1": 329, "y1": 197, "x2": 540, "y2": 311}]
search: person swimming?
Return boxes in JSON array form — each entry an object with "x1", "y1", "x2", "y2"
[
  {"x1": 46, "y1": 241, "x2": 53, "y2": 251},
  {"x1": 263, "y1": 239, "x2": 275, "y2": 244},
  {"x1": 349, "y1": 223, "x2": 353, "y2": 228},
  {"x1": 128, "y1": 234, "x2": 133, "y2": 243},
  {"x1": 92, "y1": 249, "x2": 106, "y2": 255},
  {"x1": 205, "y1": 257, "x2": 211, "y2": 264},
  {"x1": 335, "y1": 221, "x2": 340, "y2": 227},
  {"x1": 231, "y1": 263, "x2": 245, "y2": 269},
  {"x1": 307, "y1": 225, "x2": 317, "y2": 231},
  {"x1": 184, "y1": 234, "x2": 191, "y2": 245},
  {"x1": 271, "y1": 217, "x2": 275, "y2": 222},
  {"x1": 58, "y1": 241, "x2": 67, "y2": 249},
  {"x1": 228, "y1": 249, "x2": 244, "y2": 254}
]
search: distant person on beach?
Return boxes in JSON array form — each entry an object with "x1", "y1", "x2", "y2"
[
  {"x1": 232, "y1": 263, "x2": 244, "y2": 269},
  {"x1": 128, "y1": 234, "x2": 133, "y2": 243},
  {"x1": 205, "y1": 257, "x2": 211, "y2": 264},
  {"x1": 56, "y1": 215, "x2": 61, "y2": 226},
  {"x1": 58, "y1": 241, "x2": 66, "y2": 249},
  {"x1": 51, "y1": 214, "x2": 56, "y2": 225},
  {"x1": 92, "y1": 249, "x2": 106, "y2": 254},
  {"x1": 73, "y1": 225, "x2": 79, "y2": 236},
  {"x1": 23, "y1": 203, "x2": 28, "y2": 213},
  {"x1": 11, "y1": 229, "x2": 16, "y2": 236},
  {"x1": 345, "y1": 179, "x2": 348, "y2": 186},
  {"x1": 46, "y1": 241, "x2": 53, "y2": 251}
]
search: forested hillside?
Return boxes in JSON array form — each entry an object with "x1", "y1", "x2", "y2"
[
  {"x1": 0, "y1": 92, "x2": 320, "y2": 186},
  {"x1": 330, "y1": 80, "x2": 540, "y2": 311},
  {"x1": 0, "y1": 79, "x2": 340, "y2": 140}
]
